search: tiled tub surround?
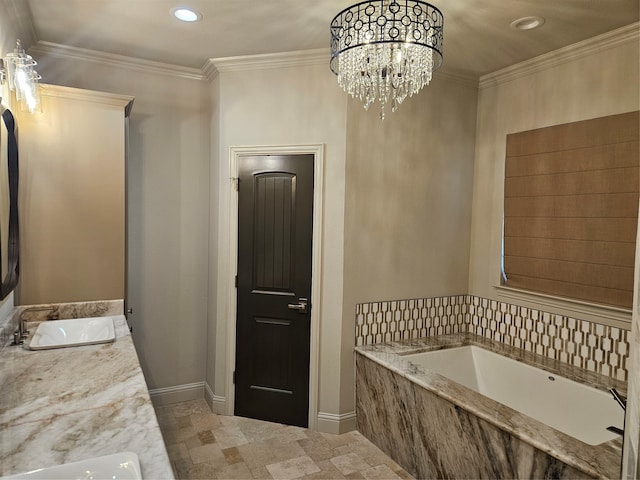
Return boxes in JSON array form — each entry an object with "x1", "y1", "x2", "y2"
[
  {"x1": 356, "y1": 295, "x2": 630, "y2": 381},
  {"x1": 0, "y1": 314, "x2": 174, "y2": 479},
  {"x1": 356, "y1": 334, "x2": 625, "y2": 479}
]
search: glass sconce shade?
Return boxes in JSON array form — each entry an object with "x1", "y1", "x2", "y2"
[{"x1": 2, "y1": 40, "x2": 42, "y2": 113}]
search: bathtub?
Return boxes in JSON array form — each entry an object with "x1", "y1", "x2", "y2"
[
  {"x1": 401, "y1": 345, "x2": 624, "y2": 446},
  {"x1": 356, "y1": 336, "x2": 625, "y2": 478}
]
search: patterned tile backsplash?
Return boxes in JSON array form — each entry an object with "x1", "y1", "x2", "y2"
[
  {"x1": 355, "y1": 296, "x2": 467, "y2": 346},
  {"x1": 355, "y1": 295, "x2": 630, "y2": 381}
]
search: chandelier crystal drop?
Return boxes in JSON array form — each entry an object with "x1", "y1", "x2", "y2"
[{"x1": 330, "y1": 0, "x2": 443, "y2": 120}]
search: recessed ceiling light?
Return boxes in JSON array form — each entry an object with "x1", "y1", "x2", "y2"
[
  {"x1": 510, "y1": 16, "x2": 545, "y2": 30},
  {"x1": 171, "y1": 7, "x2": 202, "y2": 22}
]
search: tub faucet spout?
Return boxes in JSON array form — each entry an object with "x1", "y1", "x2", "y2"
[
  {"x1": 606, "y1": 425, "x2": 624, "y2": 436},
  {"x1": 609, "y1": 388, "x2": 627, "y2": 411}
]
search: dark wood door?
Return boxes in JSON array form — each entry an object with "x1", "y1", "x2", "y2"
[{"x1": 235, "y1": 154, "x2": 314, "y2": 427}]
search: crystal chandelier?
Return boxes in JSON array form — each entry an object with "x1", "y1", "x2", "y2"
[
  {"x1": 330, "y1": 0, "x2": 443, "y2": 119},
  {"x1": 0, "y1": 40, "x2": 42, "y2": 113}
]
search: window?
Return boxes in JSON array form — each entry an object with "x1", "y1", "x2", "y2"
[{"x1": 502, "y1": 111, "x2": 639, "y2": 309}]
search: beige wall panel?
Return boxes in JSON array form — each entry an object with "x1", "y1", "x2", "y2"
[
  {"x1": 623, "y1": 194, "x2": 640, "y2": 479},
  {"x1": 468, "y1": 36, "x2": 640, "y2": 304},
  {"x1": 505, "y1": 217, "x2": 637, "y2": 242},
  {"x1": 505, "y1": 110, "x2": 638, "y2": 156},
  {"x1": 215, "y1": 64, "x2": 348, "y2": 416},
  {"x1": 505, "y1": 193, "x2": 639, "y2": 218},
  {"x1": 504, "y1": 237, "x2": 636, "y2": 266},
  {"x1": 206, "y1": 75, "x2": 220, "y2": 400},
  {"x1": 504, "y1": 167, "x2": 638, "y2": 197},
  {"x1": 504, "y1": 256, "x2": 634, "y2": 291},
  {"x1": 506, "y1": 142, "x2": 639, "y2": 176},
  {"x1": 16, "y1": 88, "x2": 129, "y2": 304},
  {"x1": 506, "y1": 275, "x2": 633, "y2": 309},
  {"x1": 39, "y1": 59, "x2": 211, "y2": 392},
  {"x1": 343, "y1": 74, "x2": 478, "y2": 411},
  {"x1": 344, "y1": 75, "x2": 478, "y2": 304}
]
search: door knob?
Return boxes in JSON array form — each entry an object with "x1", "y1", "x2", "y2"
[{"x1": 287, "y1": 298, "x2": 308, "y2": 314}]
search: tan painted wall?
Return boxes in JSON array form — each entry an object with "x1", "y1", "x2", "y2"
[
  {"x1": 16, "y1": 86, "x2": 130, "y2": 304},
  {"x1": 344, "y1": 75, "x2": 478, "y2": 303},
  {"x1": 38, "y1": 59, "x2": 212, "y2": 392},
  {"x1": 342, "y1": 73, "x2": 478, "y2": 410},
  {"x1": 623, "y1": 196, "x2": 640, "y2": 478},
  {"x1": 213, "y1": 63, "x2": 348, "y2": 418},
  {"x1": 468, "y1": 34, "x2": 640, "y2": 311},
  {"x1": 206, "y1": 75, "x2": 220, "y2": 400}
]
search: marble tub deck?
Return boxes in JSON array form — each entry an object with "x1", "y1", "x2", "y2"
[
  {"x1": 356, "y1": 333, "x2": 625, "y2": 479},
  {"x1": 0, "y1": 315, "x2": 173, "y2": 479}
]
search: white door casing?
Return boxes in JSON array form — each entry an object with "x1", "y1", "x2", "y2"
[{"x1": 224, "y1": 144, "x2": 324, "y2": 429}]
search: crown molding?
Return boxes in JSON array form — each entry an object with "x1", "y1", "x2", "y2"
[
  {"x1": 206, "y1": 48, "x2": 479, "y2": 87},
  {"x1": 201, "y1": 60, "x2": 219, "y2": 81},
  {"x1": 435, "y1": 67, "x2": 479, "y2": 87},
  {"x1": 480, "y1": 22, "x2": 640, "y2": 89},
  {"x1": 207, "y1": 48, "x2": 329, "y2": 74},
  {"x1": 29, "y1": 41, "x2": 207, "y2": 81},
  {"x1": 40, "y1": 83, "x2": 134, "y2": 109}
]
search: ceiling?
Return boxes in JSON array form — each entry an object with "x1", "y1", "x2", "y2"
[{"x1": 16, "y1": 0, "x2": 640, "y2": 76}]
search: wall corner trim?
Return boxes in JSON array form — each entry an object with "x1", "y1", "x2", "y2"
[
  {"x1": 204, "y1": 383, "x2": 227, "y2": 414},
  {"x1": 201, "y1": 60, "x2": 219, "y2": 81},
  {"x1": 209, "y1": 48, "x2": 330, "y2": 73},
  {"x1": 317, "y1": 411, "x2": 357, "y2": 434},
  {"x1": 479, "y1": 22, "x2": 640, "y2": 89}
]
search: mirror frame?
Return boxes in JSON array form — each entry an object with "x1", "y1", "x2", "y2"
[{"x1": 0, "y1": 107, "x2": 19, "y2": 300}]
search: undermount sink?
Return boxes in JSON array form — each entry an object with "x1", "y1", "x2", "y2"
[
  {"x1": 1, "y1": 451, "x2": 142, "y2": 479},
  {"x1": 27, "y1": 317, "x2": 115, "y2": 350}
]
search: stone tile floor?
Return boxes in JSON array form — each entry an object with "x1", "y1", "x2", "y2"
[{"x1": 155, "y1": 399, "x2": 414, "y2": 480}]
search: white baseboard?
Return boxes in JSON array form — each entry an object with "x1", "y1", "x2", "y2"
[
  {"x1": 154, "y1": 383, "x2": 355, "y2": 432},
  {"x1": 316, "y1": 411, "x2": 357, "y2": 434},
  {"x1": 149, "y1": 382, "x2": 205, "y2": 406},
  {"x1": 204, "y1": 382, "x2": 227, "y2": 414}
]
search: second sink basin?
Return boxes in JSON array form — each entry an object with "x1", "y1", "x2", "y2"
[
  {"x1": 27, "y1": 317, "x2": 116, "y2": 350},
  {"x1": 1, "y1": 451, "x2": 141, "y2": 479}
]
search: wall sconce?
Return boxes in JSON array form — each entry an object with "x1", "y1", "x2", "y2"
[{"x1": 0, "y1": 40, "x2": 42, "y2": 113}]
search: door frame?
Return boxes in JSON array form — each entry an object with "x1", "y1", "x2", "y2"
[{"x1": 225, "y1": 144, "x2": 324, "y2": 429}]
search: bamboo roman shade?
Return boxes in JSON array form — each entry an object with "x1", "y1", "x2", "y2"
[{"x1": 503, "y1": 111, "x2": 640, "y2": 309}]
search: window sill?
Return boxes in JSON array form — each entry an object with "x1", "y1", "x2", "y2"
[{"x1": 493, "y1": 285, "x2": 632, "y2": 330}]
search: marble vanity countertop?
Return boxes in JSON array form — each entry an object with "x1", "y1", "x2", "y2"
[
  {"x1": 356, "y1": 333, "x2": 624, "y2": 479},
  {"x1": 0, "y1": 315, "x2": 174, "y2": 479}
]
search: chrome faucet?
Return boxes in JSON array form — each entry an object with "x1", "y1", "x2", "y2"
[
  {"x1": 12, "y1": 306, "x2": 59, "y2": 345},
  {"x1": 606, "y1": 388, "x2": 627, "y2": 437},
  {"x1": 609, "y1": 388, "x2": 627, "y2": 411}
]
